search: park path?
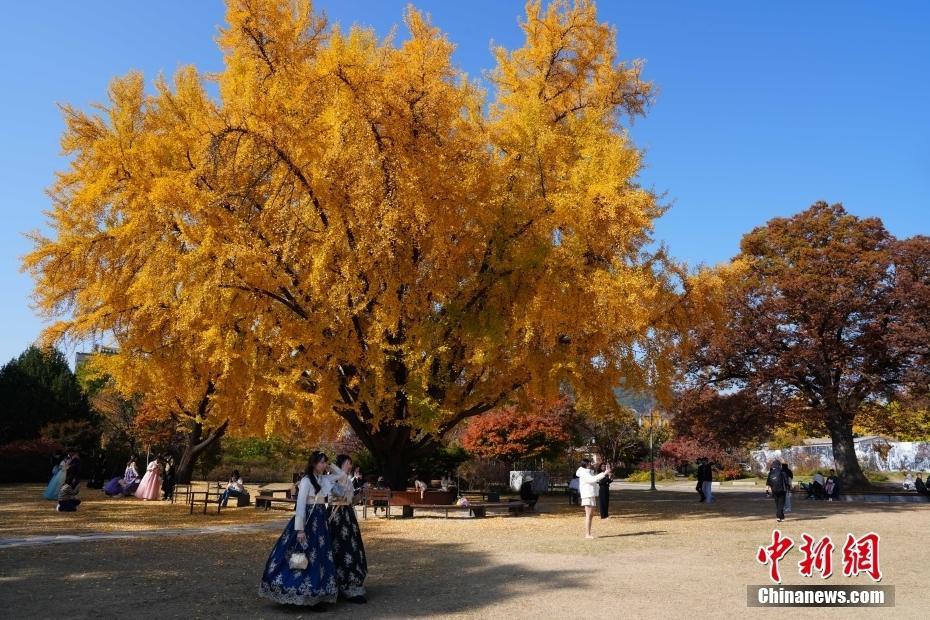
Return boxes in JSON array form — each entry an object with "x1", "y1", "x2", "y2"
[
  {"x1": 0, "y1": 520, "x2": 283, "y2": 550},
  {"x1": 0, "y1": 486, "x2": 762, "y2": 551}
]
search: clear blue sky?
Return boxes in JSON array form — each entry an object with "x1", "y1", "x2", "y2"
[{"x1": 1, "y1": 1, "x2": 927, "y2": 365}]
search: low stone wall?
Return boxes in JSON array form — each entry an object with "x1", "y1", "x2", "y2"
[
  {"x1": 751, "y1": 440, "x2": 930, "y2": 474},
  {"x1": 837, "y1": 493, "x2": 929, "y2": 504}
]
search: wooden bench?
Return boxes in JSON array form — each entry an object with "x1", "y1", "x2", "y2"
[
  {"x1": 187, "y1": 482, "x2": 252, "y2": 514},
  {"x1": 547, "y1": 480, "x2": 579, "y2": 504},
  {"x1": 256, "y1": 494, "x2": 298, "y2": 510},
  {"x1": 188, "y1": 489, "x2": 224, "y2": 515},
  {"x1": 170, "y1": 482, "x2": 192, "y2": 505},
  {"x1": 365, "y1": 488, "x2": 392, "y2": 518},
  {"x1": 254, "y1": 486, "x2": 291, "y2": 499},
  {"x1": 216, "y1": 483, "x2": 251, "y2": 511},
  {"x1": 460, "y1": 490, "x2": 502, "y2": 503},
  {"x1": 401, "y1": 501, "x2": 525, "y2": 519}
]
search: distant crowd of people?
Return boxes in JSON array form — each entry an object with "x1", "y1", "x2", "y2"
[
  {"x1": 44, "y1": 451, "x2": 180, "y2": 511},
  {"x1": 903, "y1": 471, "x2": 929, "y2": 496},
  {"x1": 101, "y1": 455, "x2": 177, "y2": 501}
]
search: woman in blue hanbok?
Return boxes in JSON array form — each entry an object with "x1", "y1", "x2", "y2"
[
  {"x1": 43, "y1": 455, "x2": 70, "y2": 500},
  {"x1": 259, "y1": 452, "x2": 341, "y2": 607},
  {"x1": 327, "y1": 454, "x2": 368, "y2": 603}
]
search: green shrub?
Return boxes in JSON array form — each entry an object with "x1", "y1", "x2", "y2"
[
  {"x1": 625, "y1": 469, "x2": 675, "y2": 482},
  {"x1": 865, "y1": 471, "x2": 889, "y2": 483}
]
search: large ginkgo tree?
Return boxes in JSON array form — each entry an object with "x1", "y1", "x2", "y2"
[{"x1": 26, "y1": 0, "x2": 686, "y2": 488}]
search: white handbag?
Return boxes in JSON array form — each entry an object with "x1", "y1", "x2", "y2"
[{"x1": 288, "y1": 550, "x2": 308, "y2": 570}]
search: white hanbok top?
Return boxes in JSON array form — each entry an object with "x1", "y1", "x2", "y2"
[{"x1": 294, "y1": 464, "x2": 349, "y2": 524}]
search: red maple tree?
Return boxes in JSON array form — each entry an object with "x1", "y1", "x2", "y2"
[
  {"x1": 678, "y1": 203, "x2": 930, "y2": 489},
  {"x1": 461, "y1": 398, "x2": 574, "y2": 464}
]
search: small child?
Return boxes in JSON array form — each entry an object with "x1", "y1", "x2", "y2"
[{"x1": 57, "y1": 480, "x2": 82, "y2": 512}]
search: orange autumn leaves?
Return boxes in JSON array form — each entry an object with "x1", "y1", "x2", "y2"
[
  {"x1": 24, "y1": 0, "x2": 689, "y2": 451},
  {"x1": 461, "y1": 398, "x2": 574, "y2": 463}
]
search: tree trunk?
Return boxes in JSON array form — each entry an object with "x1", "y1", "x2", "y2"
[
  {"x1": 176, "y1": 418, "x2": 229, "y2": 484},
  {"x1": 377, "y1": 442, "x2": 412, "y2": 491},
  {"x1": 340, "y1": 412, "x2": 434, "y2": 490},
  {"x1": 364, "y1": 424, "x2": 420, "y2": 490},
  {"x1": 825, "y1": 411, "x2": 869, "y2": 490}
]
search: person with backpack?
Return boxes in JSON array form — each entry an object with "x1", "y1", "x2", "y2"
[
  {"x1": 765, "y1": 461, "x2": 790, "y2": 522},
  {"x1": 780, "y1": 459, "x2": 794, "y2": 513}
]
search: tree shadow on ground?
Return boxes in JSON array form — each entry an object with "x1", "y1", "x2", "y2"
[
  {"x1": 0, "y1": 528, "x2": 584, "y2": 618},
  {"x1": 320, "y1": 534, "x2": 584, "y2": 618}
]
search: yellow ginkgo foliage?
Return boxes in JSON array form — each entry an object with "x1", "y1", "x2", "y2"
[{"x1": 25, "y1": 0, "x2": 685, "y2": 488}]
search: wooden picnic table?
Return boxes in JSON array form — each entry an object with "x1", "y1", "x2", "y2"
[
  {"x1": 401, "y1": 500, "x2": 525, "y2": 519},
  {"x1": 255, "y1": 494, "x2": 298, "y2": 510}
]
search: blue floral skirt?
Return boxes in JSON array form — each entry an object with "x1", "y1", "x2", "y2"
[
  {"x1": 327, "y1": 505, "x2": 367, "y2": 597},
  {"x1": 259, "y1": 505, "x2": 338, "y2": 606}
]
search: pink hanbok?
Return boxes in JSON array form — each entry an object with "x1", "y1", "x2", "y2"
[{"x1": 134, "y1": 460, "x2": 162, "y2": 500}]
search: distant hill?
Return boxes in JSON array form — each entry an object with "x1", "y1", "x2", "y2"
[{"x1": 613, "y1": 388, "x2": 656, "y2": 415}]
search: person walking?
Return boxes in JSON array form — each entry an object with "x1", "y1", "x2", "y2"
[
  {"x1": 781, "y1": 459, "x2": 794, "y2": 513},
  {"x1": 597, "y1": 462, "x2": 613, "y2": 519},
  {"x1": 702, "y1": 459, "x2": 714, "y2": 504},
  {"x1": 765, "y1": 461, "x2": 790, "y2": 522},
  {"x1": 576, "y1": 459, "x2": 611, "y2": 539},
  {"x1": 695, "y1": 458, "x2": 707, "y2": 503}
]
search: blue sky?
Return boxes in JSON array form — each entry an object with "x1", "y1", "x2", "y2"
[{"x1": 1, "y1": 1, "x2": 927, "y2": 365}]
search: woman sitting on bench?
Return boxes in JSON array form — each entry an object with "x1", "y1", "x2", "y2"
[{"x1": 219, "y1": 470, "x2": 248, "y2": 507}]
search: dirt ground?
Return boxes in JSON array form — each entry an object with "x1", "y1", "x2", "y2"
[{"x1": 0, "y1": 483, "x2": 927, "y2": 619}]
